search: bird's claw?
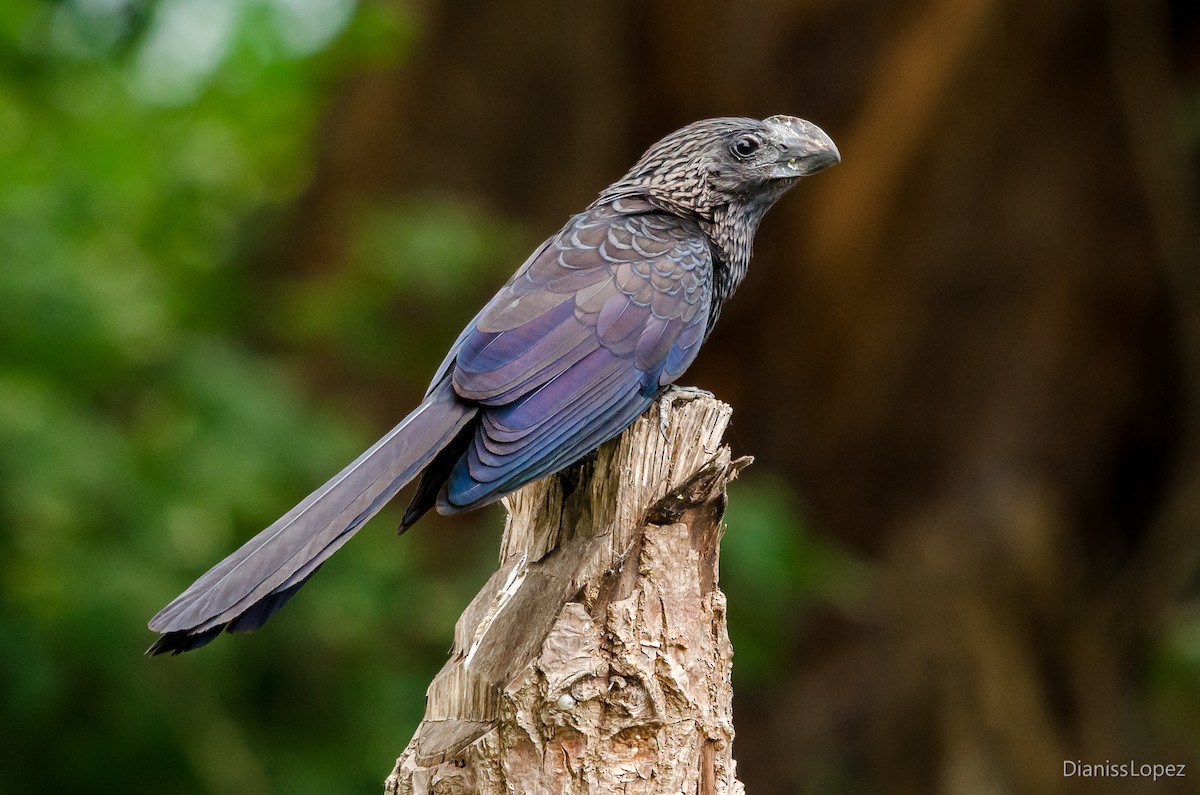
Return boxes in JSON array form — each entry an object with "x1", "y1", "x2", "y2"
[{"x1": 657, "y1": 386, "x2": 715, "y2": 440}]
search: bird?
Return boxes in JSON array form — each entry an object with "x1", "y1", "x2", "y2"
[{"x1": 147, "y1": 115, "x2": 840, "y2": 655}]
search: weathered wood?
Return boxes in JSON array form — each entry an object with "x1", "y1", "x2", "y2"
[{"x1": 386, "y1": 395, "x2": 749, "y2": 795}]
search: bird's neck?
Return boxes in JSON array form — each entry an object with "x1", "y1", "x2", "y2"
[
  {"x1": 702, "y1": 207, "x2": 749, "y2": 301},
  {"x1": 703, "y1": 194, "x2": 779, "y2": 307}
]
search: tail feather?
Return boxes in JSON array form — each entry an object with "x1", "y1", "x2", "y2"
[
  {"x1": 398, "y1": 421, "x2": 475, "y2": 533},
  {"x1": 147, "y1": 382, "x2": 477, "y2": 654}
]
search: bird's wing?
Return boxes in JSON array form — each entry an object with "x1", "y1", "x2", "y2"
[{"x1": 442, "y1": 203, "x2": 713, "y2": 510}]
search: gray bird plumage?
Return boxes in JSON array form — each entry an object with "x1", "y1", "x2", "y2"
[{"x1": 147, "y1": 115, "x2": 839, "y2": 655}]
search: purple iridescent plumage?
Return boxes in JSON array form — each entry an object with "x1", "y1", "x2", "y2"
[
  {"x1": 147, "y1": 116, "x2": 839, "y2": 654},
  {"x1": 439, "y1": 203, "x2": 711, "y2": 510}
]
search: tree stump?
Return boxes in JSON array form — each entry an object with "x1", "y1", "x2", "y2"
[{"x1": 386, "y1": 395, "x2": 750, "y2": 795}]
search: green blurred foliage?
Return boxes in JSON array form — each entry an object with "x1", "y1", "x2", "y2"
[
  {"x1": 0, "y1": 1, "x2": 859, "y2": 792},
  {"x1": 1151, "y1": 606, "x2": 1200, "y2": 743},
  {"x1": 723, "y1": 474, "x2": 868, "y2": 684},
  {"x1": 280, "y1": 197, "x2": 529, "y2": 377},
  {"x1": 0, "y1": 1, "x2": 500, "y2": 793}
]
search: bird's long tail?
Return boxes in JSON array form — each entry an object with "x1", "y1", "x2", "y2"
[{"x1": 147, "y1": 381, "x2": 478, "y2": 655}]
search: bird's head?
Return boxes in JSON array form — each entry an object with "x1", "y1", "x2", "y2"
[{"x1": 601, "y1": 115, "x2": 840, "y2": 220}]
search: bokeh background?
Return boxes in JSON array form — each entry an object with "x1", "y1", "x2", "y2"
[{"x1": 2, "y1": 0, "x2": 1199, "y2": 792}]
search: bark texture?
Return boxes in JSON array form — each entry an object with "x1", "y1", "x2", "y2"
[{"x1": 386, "y1": 396, "x2": 748, "y2": 795}]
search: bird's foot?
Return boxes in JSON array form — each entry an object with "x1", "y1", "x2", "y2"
[{"x1": 658, "y1": 385, "x2": 715, "y2": 440}]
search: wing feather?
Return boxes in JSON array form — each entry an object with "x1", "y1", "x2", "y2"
[{"x1": 436, "y1": 203, "x2": 714, "y2": 511}]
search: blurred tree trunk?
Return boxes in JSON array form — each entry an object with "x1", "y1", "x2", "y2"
[
  {"x1": 386, "y1": 398, "x2": 746, "y2": 795},
  {"x1": 273, "y1": 0, "x2": 1200, "y2": 791}
]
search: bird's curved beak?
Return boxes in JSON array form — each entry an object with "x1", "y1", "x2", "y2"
[{"x1": 764, "y1": 115, "x2": 840, "y2": 178}]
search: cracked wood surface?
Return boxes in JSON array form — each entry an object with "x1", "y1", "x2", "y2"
[{"x1": 387, "y1": 395, "x2": 748, "y2": 795}]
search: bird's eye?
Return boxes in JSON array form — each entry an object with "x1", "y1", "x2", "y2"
[{"x1": 730, "y1": 137, "x2": 760, "y2": 158}]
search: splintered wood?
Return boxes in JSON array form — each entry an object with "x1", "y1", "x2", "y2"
[{"x1": 386, "y1": 395, "x2": 749, "y2": 795}]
